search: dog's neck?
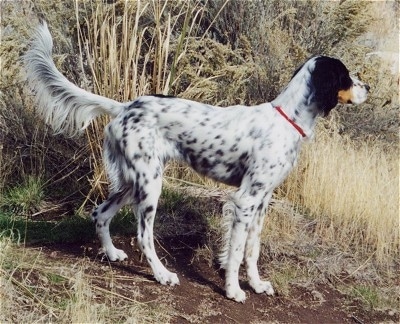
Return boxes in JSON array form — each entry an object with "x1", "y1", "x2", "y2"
[
  {"x1": 272, "y1": 88, "x2": 319, "y2": 139},
  {"x1": 271, "y1": 60, "x2": 320, "y2": 139}
]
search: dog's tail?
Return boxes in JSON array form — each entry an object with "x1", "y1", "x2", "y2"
[{"x1": 23, "y1": 22, "x2": 125, "y2": 135}]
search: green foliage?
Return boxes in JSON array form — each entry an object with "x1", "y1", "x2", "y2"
[
  {"x1": 0, "y1": 210, "x2": 134, "y2": 245},
  {"x1": 0, "y1": 214, "x2": 91, "y2": 244},
  {"x1": 46, "y1": 272, "x2": 67, "y2": 284},
  {"x1": 0, "y1": 176, "x2": 44, "y2": 215},
  {"x1": 350, "y1": 285, "x2": 381, "y2": 310},
  {"x1": 159, "y1": 188, "x2": 188, "y2": 213}
]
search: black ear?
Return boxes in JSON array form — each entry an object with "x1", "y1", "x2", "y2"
[{"x1": 311, "y1": 56, "x2": 352, "y2": 116}]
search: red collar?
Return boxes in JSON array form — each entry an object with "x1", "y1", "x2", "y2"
[{"x1": 275, "y1": 106, "x2": 306, "y2": 138}]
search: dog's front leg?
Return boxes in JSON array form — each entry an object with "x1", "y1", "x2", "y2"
[
  {"x1": 245, "y1": 192, "x2": 274, "y2": 296},
  {"x1": 224, "y1": 191, "x2": 260, "y2": 303},
  {"x1": 224, "y1": 223, "x2": 248, "y2": 302}
]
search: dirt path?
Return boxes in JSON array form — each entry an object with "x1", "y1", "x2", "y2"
[{"x1": 41, "y1": 237, "x2": 397, "y2": 324}]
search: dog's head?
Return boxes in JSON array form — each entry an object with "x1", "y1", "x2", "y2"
[{"x1": 293, "y1": 56, "x2": 370, "y2": 116}]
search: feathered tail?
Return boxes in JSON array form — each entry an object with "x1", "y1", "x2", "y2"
[{"x1": 23, "y1": 22, "x2": 125, "y2": 135}]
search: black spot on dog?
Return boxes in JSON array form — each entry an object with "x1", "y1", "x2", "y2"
[
  {"x1": 161, "y1": 106, "x2": 171, "y2": 113},
  {"x1": 140, "y1": 215, "x2": 146, "y2": 235},
  {"x1": 239, "y1": 152, "x2": 248, "y2": 161},
  {"x1": 186, "y1": 138, "x2": 197, "y2": 145},
  {"x1": 145, "y1": 205, "x2": 154, "y2": 214},
  {"x1": 134, "y1": 184, "x2": 148, "y2": 202},
  {"x1": 101, "y1": 202, "x2": 111, "y2": 213},
  {"x1": 129, "y1": 100, "x2": 144, "y2": 109},
  {"x1": 250, "y1": 182, "x2": 265, "y2": 196},
  {"x1": 249, "y1": 127, "x2": 262, "y2": 139},
  {"x1": 200, "y1": 158, "x2": 212, "y2": 169},
  {"x1": 230, "y1": 144, "x2": 239, "y2": 152},
  {"x1": 139, "y1": 190, "x2": 148, "y2": 202}
]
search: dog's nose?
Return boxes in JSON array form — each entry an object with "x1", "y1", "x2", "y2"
[{"x1": 365, "y1": 84, "x2": 370, "y2": 92}]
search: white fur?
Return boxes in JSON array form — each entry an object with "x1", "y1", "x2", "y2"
[{"x1": 23, "y1": 22, "x2": 123, "y2": 135}]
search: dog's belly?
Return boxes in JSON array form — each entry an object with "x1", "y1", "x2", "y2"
[
  {"x1": 176, "y1": 142, "x2": 248, "y2": 187},
  {"x1": 163, "y1": 126, "x2": 254, "y2": 187}
]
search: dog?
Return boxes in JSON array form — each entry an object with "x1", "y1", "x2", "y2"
[{"x1": 24, "y1": 22, "x2": 369, "y2": 302}]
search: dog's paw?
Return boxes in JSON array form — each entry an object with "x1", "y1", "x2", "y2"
[
  {"x1": 100, "y1": 247, "x2": 128, "y2": 261},
  {"x1": 250, "y1": 280, "x2": 275, "y2": 295},
  {"x1": 155, "y1": 270, "x2": 180, "y2": 286},
  {"x1": 226, "y1": 286, "x2": 247, "y2": 303}
]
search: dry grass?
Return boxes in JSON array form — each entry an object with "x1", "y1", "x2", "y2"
[
  {"x1": 0, "y1": 236, "x2": 169, "y2": 323},
  {"x1": 276, "y1": 122, "x2": 399, "y2": 265}
]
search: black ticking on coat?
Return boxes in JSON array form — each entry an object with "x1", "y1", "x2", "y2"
[
  {"x1": 128, "y1": 100, "x2": 144, "y2": 109},
  {"x1": 132, "y1": 176, "x2": 148, "y2": 202},
  {"x1": 99, "y1": 190, "x2": 126, "y2": 214},
  {"x1": 250, "y1": 182, "x2": 265, "y2": 197}
]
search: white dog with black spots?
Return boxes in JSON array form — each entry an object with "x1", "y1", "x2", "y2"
[{"x1": 24, "y1": 22, "x2": 369, "y2": 302}]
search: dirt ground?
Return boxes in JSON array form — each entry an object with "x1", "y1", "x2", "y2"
[{"x1": 39, "y1": 235, "x2": 398, "y2": 324}]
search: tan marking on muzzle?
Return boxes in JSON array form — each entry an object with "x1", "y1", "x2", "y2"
[{"x1": 338, "y1": 89, "x2": 353, "y2": 104}]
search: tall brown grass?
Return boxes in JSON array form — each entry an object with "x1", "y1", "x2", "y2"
[{"x1": 281, "y1": 124, "x2": 398, "y2": 265}]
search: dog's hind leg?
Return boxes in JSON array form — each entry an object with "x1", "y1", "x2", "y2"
[
  {"x1": 134, "y1": 168, "x2": 180, "y2": 286},
  {"x1": 92, "y1": 189, "x2": 130, "y2": 261},
  {"x1": 245, "y1": 192, "x2": 274, "y2": 296}
]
